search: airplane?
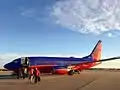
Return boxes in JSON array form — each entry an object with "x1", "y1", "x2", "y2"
[{"x1": 3, "y1": 40, "x2": 120, "y2": 75}]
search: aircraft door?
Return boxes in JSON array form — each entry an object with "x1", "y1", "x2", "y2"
[
  {"x1": 21, "y1": 57, "x2": 30, "y2": 67},
  {"x1": 20, "y1": 57, "x2": 30, "y2": 78}
]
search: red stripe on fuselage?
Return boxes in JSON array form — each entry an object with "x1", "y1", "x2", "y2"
[{"x1": 74, "y1": 62, "x2": 100, "y2": 70}]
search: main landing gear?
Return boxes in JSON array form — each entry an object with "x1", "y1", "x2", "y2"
[
  {"x1": 68, "y1": 70, "x2": 74, "y2": 75},
  {"x1": 68, "y1": 70, "x2": 81, "y2": 75}
]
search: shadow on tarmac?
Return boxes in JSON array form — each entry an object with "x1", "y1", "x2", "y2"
[{"x1": 0, "y1": 75, "x2": 16, "y2": 79}]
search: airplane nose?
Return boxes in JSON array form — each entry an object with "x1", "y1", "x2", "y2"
[{"x1": 4, "y1": 63, "x2": 11, "y2": 69}]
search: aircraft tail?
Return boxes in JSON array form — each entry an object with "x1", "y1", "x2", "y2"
[{"x1": 90, "y1": 40, "x2": 102, "y2": 61}]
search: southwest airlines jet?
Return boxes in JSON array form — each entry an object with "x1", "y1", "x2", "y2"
[{"x1": 4, "y1": 40, "x2": 120, "y2": 75}]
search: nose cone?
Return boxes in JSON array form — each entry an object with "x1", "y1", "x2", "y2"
[{"x1": 4, "y1": 63, "x2": 11, "y2": 70}]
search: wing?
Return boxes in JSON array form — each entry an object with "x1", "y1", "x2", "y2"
[{"x1": 71, "y1": 56, "x2": 120, "y2": 66}]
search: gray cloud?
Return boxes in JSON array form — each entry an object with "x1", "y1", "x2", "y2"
[
  {"x1": 20, "y1": 7, "x2": 53, "y2": 22},
  {"x1": 51, "y1": 0, "x2": 120, "y2": 35},
  {"x1": 20, "y1": 8, "x2": 37, "y2": 18}
]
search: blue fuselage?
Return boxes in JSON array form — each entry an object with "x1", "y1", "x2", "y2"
[{"x1": 4, "y1": 56, "x2": 93, "y2": 70}]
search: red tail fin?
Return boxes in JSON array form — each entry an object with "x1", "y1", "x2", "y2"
[{"x1": 90, "y1": 40, "x2": 102, "y2": 61}]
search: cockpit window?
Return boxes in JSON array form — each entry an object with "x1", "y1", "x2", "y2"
[{"x1": 13, "y1": 60, "x2": 18, "y2": 63}]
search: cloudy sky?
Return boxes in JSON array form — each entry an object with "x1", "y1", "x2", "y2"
[{"x1": 1, "y1": 0, "x2": 120, "y2": 68}]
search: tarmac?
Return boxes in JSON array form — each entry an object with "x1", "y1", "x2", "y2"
[{"x1": 0, "y1": 70, "x2": 120, "y2": 90}]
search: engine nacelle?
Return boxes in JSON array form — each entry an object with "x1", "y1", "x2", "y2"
[
  {"x1": 52, "y1": 66, "x2": 69, "y2": 75},
  {"x1": 54, "y1": 69, "x2": 68, "y2": 74},
  {"x1": 53, "y1": 66, "x2": 76, "y2": 75}
]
